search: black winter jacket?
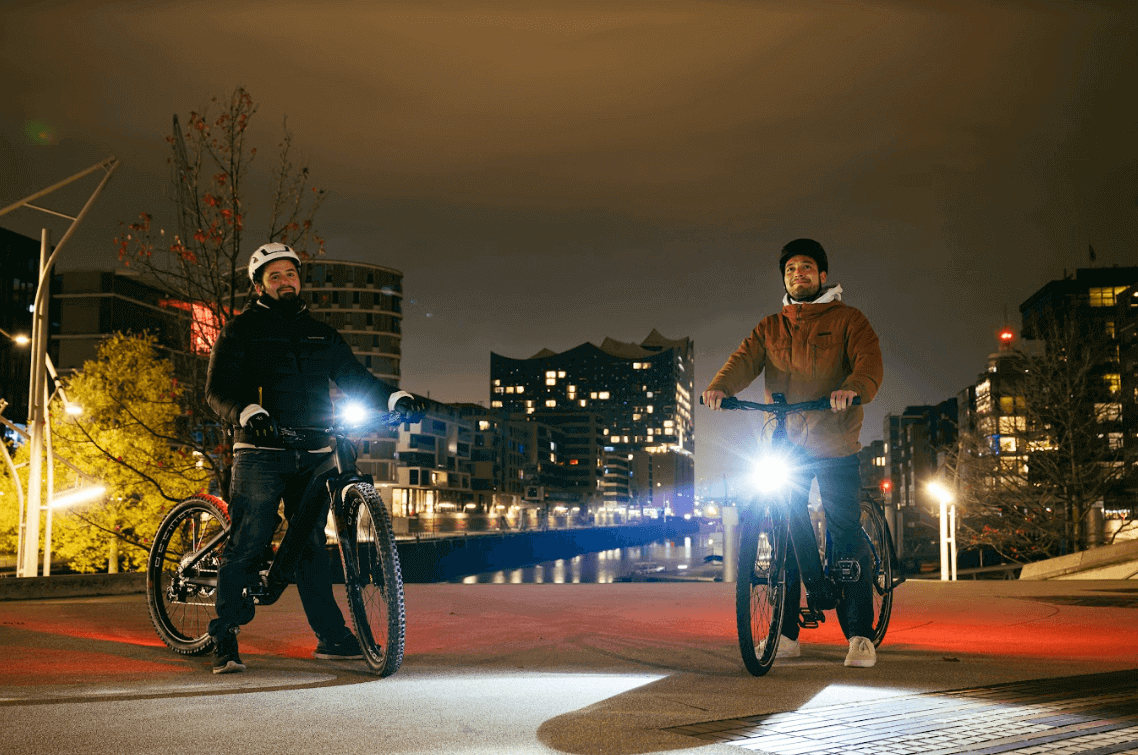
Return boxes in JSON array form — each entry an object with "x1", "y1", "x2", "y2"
[{"x1": 206, "y1": 295, "x2": 398, "y2": 446}]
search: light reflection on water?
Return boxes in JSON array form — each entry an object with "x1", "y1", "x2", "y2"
[{"x1": 453, "y1": 534, "x2": 724, "y2": 584}]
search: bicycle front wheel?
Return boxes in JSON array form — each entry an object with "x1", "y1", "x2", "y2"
[
  {"x1": 146, "y1": 495, "x2": 229, "y2": 655},
  {"x1": 838, "y1": 499, "x2": 895, "y2": 646},
  {"x1": 338, "y1": 482, "x2": 405, "y2": 677},
  {"x1": 736, "y1": 498, "x2": 790, "y2": 677}
]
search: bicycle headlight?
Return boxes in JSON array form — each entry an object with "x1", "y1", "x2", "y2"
[
  {"x1": 751, "y1": 454, "x2": 790, "y2": 492},
  {"x1": 340, "y1": 401, "x2": 369, "y2": 426}
]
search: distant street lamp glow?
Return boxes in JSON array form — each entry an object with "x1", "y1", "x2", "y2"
[
  {"x1": 927, "y1": 481, "x2": 957, "y2": 581},
  {"x1": 49, "y1": 485, "x2": 106, "y2": 510}
]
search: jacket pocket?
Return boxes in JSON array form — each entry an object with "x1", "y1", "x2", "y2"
[{"x1": 808, "y1": 334, "x2": 839, "y2": 379}]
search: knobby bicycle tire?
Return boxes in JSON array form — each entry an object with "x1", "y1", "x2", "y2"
[
  {"x1": 146, "y1": 494, "x2": 230, "y2": 655},
  {"x1": 736, "y1": 499, "x2": 790, "y2": 676},
  {"x1": 837, "y1": 500, "x2": 895, "y2": 646},
  {"x1": 339, "y1": 482, "x2": 406, "y2": 677}
]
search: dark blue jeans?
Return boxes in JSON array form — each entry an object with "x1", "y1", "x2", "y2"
[
  {"x1": 779, "y1": 453, "x2": 874, "y2": 641},
  {"x1": 208, "y1": 449, "x2": 350, "y2": 643}
]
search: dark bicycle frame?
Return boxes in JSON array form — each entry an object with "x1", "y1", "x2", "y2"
[
  {"x1": 170, "y1": 415, "x2": 402, "y2": 607},
  {"x1": 721, "y1": 394, "x2": 903, "y2": 628}
]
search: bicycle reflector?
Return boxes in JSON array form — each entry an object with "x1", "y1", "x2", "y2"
[{"x1": 751, "y1": 454, "x2": 790, "y2": 492}]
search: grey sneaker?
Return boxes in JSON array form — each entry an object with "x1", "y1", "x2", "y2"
[
  {"x1": 211, "y1": 628, "x2": 246, "y2": 674},
  {"x1": 313, "y1": 633, "x2": 364, "y2": 660},
  {"x1": 844, "y1": 636, "x2": 876, "y2": 668},
  {"x1": 757, "y1": 634, "x2": 801, "y2": 659}
]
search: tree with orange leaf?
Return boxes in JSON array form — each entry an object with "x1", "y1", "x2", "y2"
[{"x1": 115, "y1": 87, "x2": 327, "y2": 492}]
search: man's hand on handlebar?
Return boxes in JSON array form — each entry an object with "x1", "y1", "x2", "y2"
[
  {"x1": 830, "y1": 390, "x2": 859, "y2": 412},
  {"x1": 245, "y1": 411, "x2": 280, "y2": 442},
  {"x1": 701, "y1": 389, "x2": 727, "y2": 411},
  {"x1": 392, "y1": 395, "x2": 426, "y2": 423}
]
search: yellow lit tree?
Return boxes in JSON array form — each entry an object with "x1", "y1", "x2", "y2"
[{"x1": 0, "y1": 333, "x2": 210, "y2": 572}]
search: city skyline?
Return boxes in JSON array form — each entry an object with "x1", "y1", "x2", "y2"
[{"x1": 2, "y1": 1, "x2": 1136, "y2": 490}]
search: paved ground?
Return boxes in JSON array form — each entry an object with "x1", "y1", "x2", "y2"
[{"x1": 2, "y1": 579, "x2": 1137, "y2": 754}]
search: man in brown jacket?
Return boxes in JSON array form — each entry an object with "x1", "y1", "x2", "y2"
[{"x1": 703, "y1": 238, "x2": 883, "y2": 667}]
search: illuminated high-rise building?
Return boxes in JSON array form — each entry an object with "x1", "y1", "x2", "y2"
[{"x1": 490, "y1": 330, "x2": 695, "y2": 515}]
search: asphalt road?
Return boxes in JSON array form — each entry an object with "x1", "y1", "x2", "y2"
[{"x1": 2, "y1": 580, "x2": 1138, "y2": 755}]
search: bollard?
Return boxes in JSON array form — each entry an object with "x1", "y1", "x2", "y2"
[{"x1": 721, "y1": 505, "x2": 740, "y2": 583}]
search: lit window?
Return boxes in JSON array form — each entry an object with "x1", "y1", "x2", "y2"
[
  {"x1": 546, "y1": 378, "x2": 556, "y2": 386},
  {"x1": 516, "y1": 385, "x2": 524, "y2": 394},
  {"x1": 506, "y1": 386, "x2": 514, "y2": 393},
  {"x1": 525, "y1": 400, "x2": 534, "y2": 407},
  {"x1": 579, "y1": 399, "x2": 587, "y2": 407},
  {"x1": 558, "y1": 371, "x2": 565, "y2": 378},
  {"x1": 545, "y1": 399, "x2": 557, "y2": 407},
  {"x1": 546, "y1": 371, "x2": 557, "y2": 378},
  {"x1": 526, "y1": 407, "x2": 534, "y2": 414},
  {"x1": 492, "y1": 400, "x2": 503, "y2": 408},
  {"x1": 599, "y1": 391, "x2": 610, "y2": 400},
  {"x1": 633, "y1": 413, "x2": 641, "y2": 421},
  {"x1": 646, "y1": 391, "x2": 653, "y2": 398},
  {"x1": 1104, "y1": 374, "x2": 1121, "y2": 395},
  {"x1": 493, "y1": 379, "x2": 501, "y2": 386},
  {"x1": 1089, "y1": 286, "x2": 1126, "y2": 307},
  {"x1": 647, "y1": 405, "x2": 653, "y2": 413},
  {"x1": 494, "y1": 386, "x2": 504, "y2": 394},
  {"x1": 590, "y1": 392, "x2": 598, "y2": 399},
  {"x1": 479, "y1": 421, "x2": 490, "y2": 430}
]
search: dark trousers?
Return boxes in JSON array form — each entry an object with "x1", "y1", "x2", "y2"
[
  {"x1": 779, "y1": 453, "x2": 874, "y2": 641},
  {"x1": 208, "y1": 449, "x2": 349, "y2": 643}
]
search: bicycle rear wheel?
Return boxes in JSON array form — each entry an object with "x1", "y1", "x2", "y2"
[
  {"x1": 146, "y1": 495, "x2": 229, "y2": 655},
  {"x1": 838, "y1": 499, "x2": 895, "y2": 646},
  {"x1": 736, "y1": 498, "x2": 790, "y2": 677},
  {"x1": 338, "y1": 482, "x2": 405, "y2": 677}
]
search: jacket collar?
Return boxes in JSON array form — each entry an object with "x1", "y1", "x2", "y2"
[
  {"x1": 250, "y1": 294, "x2": 309, "y2": 319},
  {"x1": 782, "y1": 283, "x2": 843, "y2": 307}
]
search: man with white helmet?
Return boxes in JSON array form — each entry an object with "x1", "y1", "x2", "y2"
[{"x1": 204, "y1": 242, "x2": 421, "y2": 673}]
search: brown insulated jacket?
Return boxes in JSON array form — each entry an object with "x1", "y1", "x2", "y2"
[{"x1": 706, "y1": 297, "x2": 883, "y2": 459}]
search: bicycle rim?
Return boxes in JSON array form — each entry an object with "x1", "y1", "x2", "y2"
[
  {"x1": 340, "y1": 483, "x2": 405, "y2": 677},
  {"x1": 860, "y1": 500, "x2": 894, "y2": 646},
  {"x1": 145, "y1": 496, "x2": 228, "y2": 655},
  {"x1": 736, "y1": 500, "x2": 788, "y2": 677}
]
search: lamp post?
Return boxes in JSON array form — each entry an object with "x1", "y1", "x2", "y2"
[
  {"x1": 927, "y1": 481, "x2": 957, "y2": 581},
  {"x1": 1, "y1": 156, "x2": 118, "y2": 577}
]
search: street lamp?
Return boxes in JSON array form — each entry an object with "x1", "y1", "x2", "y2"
[
  {"x1": 1, "y1": 156, "x2": 118, "y2": 577},
  {"x1": 927, "y1": 481, "x2": 957, "y2": 581}
]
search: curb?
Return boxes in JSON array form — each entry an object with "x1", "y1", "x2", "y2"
[{"x1": 0, "y1": 572, "x2": 146, "y2": 601}]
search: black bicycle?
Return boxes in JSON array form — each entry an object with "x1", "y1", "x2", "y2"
[
  {"x1": 146, "y1": 410, "x2": 409, "y2": 677},
  {"x1": 711, "y1": 394, "x2": 901, "y2": 676}
]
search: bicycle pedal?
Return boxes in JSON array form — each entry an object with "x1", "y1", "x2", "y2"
[
  {"x1": 798, "y1": 608, "x2": 825, "y2": 629},
  {"x1": 835, "y1": 559, "x2": 862, "y2": 583}
]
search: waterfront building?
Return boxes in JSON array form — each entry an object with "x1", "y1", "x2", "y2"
[{"x1": 489, "y1": 329, "x2": 695, "y2": 515}]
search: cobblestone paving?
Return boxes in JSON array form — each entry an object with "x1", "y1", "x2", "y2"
[{"x1": 668, "y1": 670, "x2": 1138, "y2": 755}]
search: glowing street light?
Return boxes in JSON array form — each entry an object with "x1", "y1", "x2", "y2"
[
  {"x1": 927, "y1": 481, "x2": 957, "y2": 581},
  {"x1": 1, "y1": 156, "x2": 118, "y2": 577}
]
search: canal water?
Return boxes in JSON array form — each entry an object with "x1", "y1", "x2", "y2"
[{"x1": 450, "y1": 531, "x2": 726, "y2": 584}]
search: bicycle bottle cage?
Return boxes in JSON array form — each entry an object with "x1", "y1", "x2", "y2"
[{"x1": 835, "y1": 559, "x2": 862, "y2": 583}]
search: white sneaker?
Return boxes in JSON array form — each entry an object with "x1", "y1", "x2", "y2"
[
  {"x1": 757, "y1": 634, "x2": 801, "y2": 659},
  {"x1": 844, "y1": 636, "x2": 876, "y2": 667}
]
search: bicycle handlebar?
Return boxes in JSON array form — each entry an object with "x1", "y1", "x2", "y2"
[
  {"x1": 280, "y1": 411, "x2": 416, "y2": 439},
  {"x1": 700, "y1": 395, "x2": 861, "y2": 413}
]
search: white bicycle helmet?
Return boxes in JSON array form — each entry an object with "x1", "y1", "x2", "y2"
[{"x1": 248, "y1": 242, "x2": 301, "y2": 284}]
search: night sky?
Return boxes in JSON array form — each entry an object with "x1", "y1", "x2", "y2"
[{"x1": 2, "y1": 1, "x2": 1136, "y2": 493}]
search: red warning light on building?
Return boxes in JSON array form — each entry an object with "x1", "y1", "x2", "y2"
[{"x1": 997, "y1": 326, "x2": 1016, "y2": 351}]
